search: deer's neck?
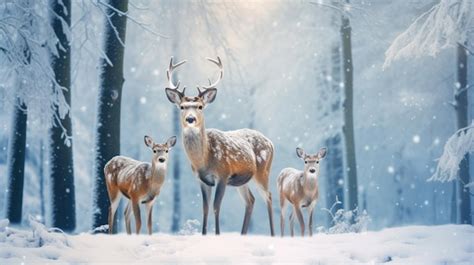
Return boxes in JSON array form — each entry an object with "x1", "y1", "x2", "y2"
[
  {"x1": 303, "y1": 173, "x2": 318, "y2": 194},
  {"x1": 149, "y1": 161, "x2": 165, "y2": 185},
  {"x1": 182, "y1": 122, "x2": 209, "y2": 170}
]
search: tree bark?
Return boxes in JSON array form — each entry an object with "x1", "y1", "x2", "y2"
[
  {"x1": 341, "y1": 0, "x2": 358, "y2": 211},
  {"x1": 5, "y1": 100, "x2": 27, "y2": 224},
  {"x1": 170, "y1": 1, "x2": 182, "y2": 233},
  {"x1": 92, "y1": 0, "x2": 129, "y2": 232},
  {"x1": 324, "y1": 13, "x2": 345, "y2": 222},
  {"x1": 454, "y1": 43, "x2": 471, "y2": 224},
  {"x1": 49, "y1": 0, "x2": 76, "y2": 232},
  {"x1": 171, "y1": 107, "x2": 181, "y2": 232}
]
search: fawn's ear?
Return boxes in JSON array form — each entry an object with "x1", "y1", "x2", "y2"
[
  {"x1": 318, "y1": 147, "x2": 328, "y2": 159},
  {"x1": 144, "y1": 135, "x2": 154, "y2": 148},
  {"x1": 166, "y1": 136, "x2": 177, "y2": 148},
  {"x1": 201, "y1": 88, "x2": 217, "y2": 106},
  {"x1": 296, "y1": 147, "x2": 305, "y2": 159},
  {"x1": 165, "y1": 88, "x2": 182, "y2": 106}
]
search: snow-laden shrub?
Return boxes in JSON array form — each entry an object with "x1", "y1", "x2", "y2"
[
  {"x1": 0, "y1": 217, "x2": 69, "y2": 248},
  {"x1": 327, "y1": 208, "x2": 371, "y2": 234},
  {"x1": 90, "y1": 224, "x2": 109, "y2": 234},
  {"x1": 28, "y1": 216, "x2": 70, "y2": 248},
  {"x1": 320, "y1": 198, "x2": 371, "y2": 234},
  {"x1": 429, "y1": 123, "x2": 474, "y2": 183},
  {"x1": 178, "y1": 219, "x2": 201, "y2": 235}
]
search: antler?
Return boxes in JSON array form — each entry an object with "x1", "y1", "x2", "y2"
[
  {"x1": 197, "y1": 56, "x2": 223, "y2": 95},
  {"x1": 166, "y1": 56, "x2": 187, "y2": 96}
]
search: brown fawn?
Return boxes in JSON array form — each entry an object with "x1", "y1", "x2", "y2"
[
  {"x1": 164, "y1": 57, "x2": 275, "y2": 236},
  {"x1": 104, "y1": 135, "x2": 177, "y2": 235},
  {"x1": 277, "y1": 147, "x2": 327, "y2": 237}
]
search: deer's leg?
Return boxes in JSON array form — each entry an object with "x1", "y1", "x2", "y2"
[
  {"x1": 237, "y1": 185, "x2": 255, "y2": 235},
  {"x1": 289, "y1": 208, "x2": 295, "y2": 237},
  {"x1": 107, "y1": 190, "x2": 120, "y2": 235},
  {"x1": 146, "y1": 199, "x2": 155, "y2": 235},
  {"x1": 279, "y1": 192, "x2": 287, "y2": 237},
  {"x1": 124, "y1": 200, "x2": 132, "y2": 235},
  {"x1": 255, "y1": 173, "x2": 275, "y2": 236},
  {"x1": 213, "y1": 179, "x2": 227, "y2": 235},
  {"x1": 294, "y1": 206, "x2": 305, "y2": 237},
  {"x1": 132, "y1": 199, "x2": 141, "y2": 234},
  {"x1": 200, "y1": 182, "x2": 212, "y2": 235},
  {"x1": 308, "y1": 203, "x2": 316, "y2": 237}
]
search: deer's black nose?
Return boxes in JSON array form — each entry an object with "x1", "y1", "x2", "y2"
[
  {"x1": 186, "y1": 116, "x2": 196, "y2": 124},
  {"x1": 309, "y1": 168, "x2": 316, "y2": 174},
  {"x1": 158, "y1": 158, "x2": 166, "y2": 163}
]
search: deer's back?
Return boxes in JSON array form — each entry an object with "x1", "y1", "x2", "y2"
[
  {"x1": 207, "y1": 128, "x2": 273, "y2": 177},
  {"x1": 277, "y1": 168, "x2": 304, "y2": 198},
  {"x1": 105, "y1": 156, "x2": 152, "y2": 198}
]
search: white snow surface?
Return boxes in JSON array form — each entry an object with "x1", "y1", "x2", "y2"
[{"x1": 1, "y1": 220, "x2": 473, "y2": 264}]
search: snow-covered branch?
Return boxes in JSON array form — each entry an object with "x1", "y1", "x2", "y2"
[
  {"x1": 384, "y1": 0, "x2": 473, "y2": 68},
  {"x1": 0, "y1": 0, "x2": 70, "y2": 133},
  {"x1": 429, "y1": 122, "x2": 474, "y2": 182}
]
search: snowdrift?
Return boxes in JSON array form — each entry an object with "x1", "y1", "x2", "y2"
[{"x1": 0, "y1": 219, "x2": 473, "y2": 264}]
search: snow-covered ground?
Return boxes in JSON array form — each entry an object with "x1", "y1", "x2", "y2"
[{"x1": 0, "y1": 219, "x2": 473, "y2": 264}]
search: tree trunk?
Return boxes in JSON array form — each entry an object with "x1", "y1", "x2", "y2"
[
  {"x1": 340, "y1": 1, "x2": 358, "y2": 211},
  {"x1": 5, "y1": 100, "x2": 27, "y2": 224},
  {"x1": 454, "y1": 43, "x2": 471, "y2": 224},
  {"x1": 324, "y1": 7, "x2": 345, "y2": 223},
  {"x1": 170, "y1": 1, "x2": 182, "y2": 233},
  {"x1": 92, "y1": 0, "x2": 129, "y2": 233},
  {"x1": 39, "y1": 140, "x2": 46, "y2": 222},
  {"x1": 49, "y1": 0, "x2": 76, "y2": 232},
  {"x1": 450, "y1": 181, "x2": 458, "y2": 223},
  {"x1": 171, "y1": 107, "x2": 181, "y2": 232}
]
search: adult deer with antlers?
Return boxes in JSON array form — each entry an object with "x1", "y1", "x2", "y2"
[{"x1": 164, "y1": 57, "x2": 275, "y2": 236}]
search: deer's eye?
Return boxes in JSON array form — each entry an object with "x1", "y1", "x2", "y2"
[
  {"x1": 165, "y1": 150, "x2": 168, "y2": 153},
  {"x1": 153, "y1": 150, "x2": 157, "y2": 153},
  {"x1": 304, "y1": 161, "x2": 308, "y2": 164},
  {"x1": 316, "y1": 161, "x2": 319, "y2": 164},
  {"x1": 180, "y1": 106, "x2": 184, "y2": 110},
  {"x1": 198, "y1": 105, "x2": 203, "y2": 110}
]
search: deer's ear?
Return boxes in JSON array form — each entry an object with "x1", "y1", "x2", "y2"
[
  {"x1": 166, "y1": 136, "x2": 177, "y2": 148},
  {"x1": 296, "y1": 147, "x2": 305, "y2": 159},
  {"x1": 318, "y1": 147, "x2": 327, "y2": 159},
  {"x1": 144, "y1": 135, "x2": 154, "y2": 148},
  {"x1": 165, "y1": 88, "x2": 182, "y2": 106},
  {"x1": 201, "y1": 88, "x2": 217, "y2": 105}
]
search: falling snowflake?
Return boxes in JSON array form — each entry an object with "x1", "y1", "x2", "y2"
[
  {"x1": 387, "y1": 166, "x2": 395, "y2": 174},
  {"x1": 412, "y1": 135, "x2": 420, "y2": 144}
]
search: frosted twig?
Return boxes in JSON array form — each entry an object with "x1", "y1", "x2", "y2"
[{"x1": 96, "y1": 0, "x2": 168, "y2": 39}]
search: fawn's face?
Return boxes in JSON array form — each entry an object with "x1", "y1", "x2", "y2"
[
  {"x1": 296, "y1": 147, "x2": 327, "y2": 178},
  {"x1": 166, "y1": 88, "x2": 217, "y2": 129},
  {"x1": 144, "y1": 135, "x2": 177, "y2": 168}
]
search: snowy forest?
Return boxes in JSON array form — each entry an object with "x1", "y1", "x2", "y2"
[{"x1": 0, "y1": 0, "x2": 473, "y2": 264}]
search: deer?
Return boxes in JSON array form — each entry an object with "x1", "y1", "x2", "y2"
[
  {"x1": 104, "y1": 135, "x2": 177, "y2": 235},
  {"x1": 164, "y1": 56, "x2": 275, "y2": 236},
  {"x1": 277, "y1": 146, "x2": 327, "y2": 237}
]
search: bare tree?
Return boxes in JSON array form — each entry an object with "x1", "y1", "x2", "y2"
[
  {"x1": 454, "y1": 43, "x2": 471, "y2": 224},
  {"x1": 312, "y1": 0, "x2": 359, "y2": 211},
  {"x1": 49, "y1": 0, "x2": 76, "y2": 232},
  {"x1": 340, "y1": 0, "x2": 358, "y2": 211},
  {"x1": 92, "y1": 0, "x2": 129, "y2": 232},
  {"x1": 323, "y1": 2, "x2": 346, "y2": 220}
]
